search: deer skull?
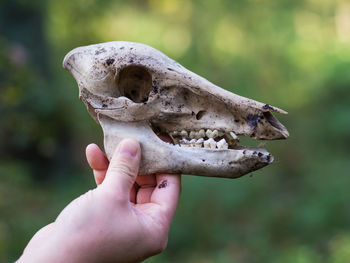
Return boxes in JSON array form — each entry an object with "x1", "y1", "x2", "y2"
[{"x1": 63, "y1": 41, "x2": 289, "y2": 179}]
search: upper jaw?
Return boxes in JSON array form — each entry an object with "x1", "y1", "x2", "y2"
[
  {"x1": 80, "y1": 85, "x2": 290, "y2": 141},
  {"x1": 63, "y1": 43, "x2": 289, "y2": 141}
]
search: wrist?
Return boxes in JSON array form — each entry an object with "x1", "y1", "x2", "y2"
[{"x1": 17, "y1": 223, "x2": 93, "y2": 263}]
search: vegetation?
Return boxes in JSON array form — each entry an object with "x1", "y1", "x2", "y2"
[{"x1": 1, "y1": 0, "x2": 350, "y2": 262}]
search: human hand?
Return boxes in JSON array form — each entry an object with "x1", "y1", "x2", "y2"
[{"x1": 17, "y1": 139, "x2": 181, "y2": 263}]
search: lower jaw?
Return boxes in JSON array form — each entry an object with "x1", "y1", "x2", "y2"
[{"x1": 99, "y1": 116, "x2": 273, "y2": 178}]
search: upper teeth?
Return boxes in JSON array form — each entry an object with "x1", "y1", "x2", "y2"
[
  {"x1": 173, "y1": 129, "x2": 239, "y2": 149},
  {"x1": 230, "y1": 131, "x2": 239, "y2": 141},
  {"x1": 180, "y1": 130, "x2": 188, "y2": 137},
  {"x1": 198, "y1": 129, "x2": 205, "y2": 138},
  {"x1": 189, "y1": 131, "x2": 196, "y2": 139},
  {"x1": 206, "y1": 129, "x2": 213, "y2": 138}
]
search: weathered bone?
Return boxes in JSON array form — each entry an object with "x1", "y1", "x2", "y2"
[{"x1": 63, "y1": 41, "x2": 289, "y2": 179}]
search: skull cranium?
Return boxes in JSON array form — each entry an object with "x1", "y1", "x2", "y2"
[{"x1": 63, "y1": 41, "x2": 289, "y2": 179}]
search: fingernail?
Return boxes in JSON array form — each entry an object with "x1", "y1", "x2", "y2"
[{"x1": 117, "y1": 139, "x2": 139, "y2": 158}]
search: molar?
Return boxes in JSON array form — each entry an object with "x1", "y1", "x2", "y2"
[
  {"x1": 206, "y1": 129, "x2": 213, "y2": 138},
  {"x1": 195, "y1": 138, "x2": 204, "y2": 147},
  {"x1": 198, "y1": 129, "x2": 206, "y2": 138},
  {"x1": 189, "y1": 139, "x2": 197, "y2": 147},
  {"x1": 189, "y1": 131, "x2": 197, "y2": 139},
  {"x1": 204, "y1": 138, "x2": 216, "y2": 149},
  {"x1": 217, "y1": 138, "x2": 228, "y2": 149},
  {"x1": 180, "y1": 130, "x2": 188, "y2": 138},
  {"x1": 179, "y1": 138, "x2": 189, "y2": 144},
  {"x1": 212, "y1": 129, "x2": 219, "y2": 138},
  {"x1": 179, "y1": 138, "x2": 190, "y2": 147}
]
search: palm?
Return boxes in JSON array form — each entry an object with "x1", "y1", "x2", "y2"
[
  {"x1": 86, "y1": 144, "x2": 180, "y2": 223},
  {"x1": 19, "y1": 141, "x2": 180, "y2": 263}
]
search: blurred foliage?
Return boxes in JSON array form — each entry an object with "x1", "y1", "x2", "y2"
[{"x1": 0, "y1": 0, "x2": 350, "y2": 262}]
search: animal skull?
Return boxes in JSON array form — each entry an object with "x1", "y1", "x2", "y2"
[{"x1": 63, "y1": 41, "x2": 289, "y2": 179}]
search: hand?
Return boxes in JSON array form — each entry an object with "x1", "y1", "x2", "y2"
[{"x1": 17, "y1": 139, "x2": 181, "y2": 263}]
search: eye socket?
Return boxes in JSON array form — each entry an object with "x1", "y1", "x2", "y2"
[{"x1": 117, "y1": 65, "x2": 152, "y2": 103}]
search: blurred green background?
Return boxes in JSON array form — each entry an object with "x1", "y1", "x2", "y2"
[{"x1": 1, "y1": 0, "x2": 350, "y2": 262}]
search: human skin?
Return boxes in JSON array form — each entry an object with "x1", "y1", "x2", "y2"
[{"x1": 17, "y1": 139, "x2": 181, "y2": 263}]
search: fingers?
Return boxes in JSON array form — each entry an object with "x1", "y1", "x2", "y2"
[
  {"x1": 135, "y1": 174, "x2": 157, "y2": 204},
  {"x1": 130, "y1": 183, "x2": 138, "y2": 203},
  {"x1": 86, "y1": 144, "x2": 109, "y2": 185},
  {"x1": 100, "y1": 139, "x2": 141, "y2": 200},
  {"x1": 151, "y1": 174, "x2": 181, "y2": 223}
]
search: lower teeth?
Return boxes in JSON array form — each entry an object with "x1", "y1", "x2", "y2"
[{"x1": 172, "y1": 129, "x2": 239, "y2": 149}]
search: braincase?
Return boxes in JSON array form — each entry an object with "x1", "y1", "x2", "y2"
[{"x1": 75, "y1": 42, "x2": 185, "y2": 103}]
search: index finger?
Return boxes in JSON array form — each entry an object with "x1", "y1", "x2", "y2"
[
  {"x1": 151, "y1": 174, "x2": 181, "y2": 222},
  {"x1": 86, "y1": 143, "x2": 109, "y2": 185}
]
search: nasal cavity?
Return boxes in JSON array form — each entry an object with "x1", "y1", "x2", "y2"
[
  {"x1": 196, "y1": 110, "x2": 206, "y2": 120},
  {"x1": 117, "y1": 65, "x2": 152, "y2": 103}
]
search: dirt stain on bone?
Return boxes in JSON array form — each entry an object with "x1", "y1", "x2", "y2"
[
  {"x1": 106, "y1": 58, "x2": 115, "y2": 65},
  {"x1": 263, "y1": 104, "x2": 275, "y2": 111},
  {"x1": 246, "y1": 114, "x2": 259, "y2": 129},
  {"x1": 158, "y1": 180, "x2": 168, "y2": 189}
]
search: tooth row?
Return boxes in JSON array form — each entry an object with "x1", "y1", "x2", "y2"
[
  {"x1": 172, "y1": 129, "x2": 239, "y2": 141},
  {"x1": 179, "y1": 138, "x2": 228, "y2": 149}
]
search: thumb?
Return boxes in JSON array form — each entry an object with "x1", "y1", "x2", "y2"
[{"x1": 100, "y1": 139, "x2": 141, "y2": 199}]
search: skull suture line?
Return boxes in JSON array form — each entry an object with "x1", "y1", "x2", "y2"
[{"x1": 63, "y1": 41, "x2": 289, "y2": 179}]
